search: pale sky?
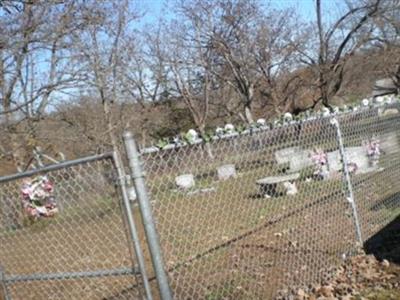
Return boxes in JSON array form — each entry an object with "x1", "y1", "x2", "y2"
[{"x1": 135, "y1": 0, "x2": 344, "y2": 26}]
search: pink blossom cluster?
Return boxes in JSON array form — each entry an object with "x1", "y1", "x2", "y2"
[
  {"x1": 311, "y1": 149, "x2": 328, "y2": 176},
  {"x1": 21, "y1": 176, "x2": 58, "y2": 218},
  {"x1": 364, "y1": 138, "x2": 380, "y2": 158}
]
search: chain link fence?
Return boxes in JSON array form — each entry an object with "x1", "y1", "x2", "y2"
[
  {"x1": 139, "y1": 104, "x2": 400, "y2": 299},
  {"x1": 1, "y1": 104, "x2": 399, "y2": 300},
  {"x1": 0, "y1": 153, "x2": 149, "y2": 300}
]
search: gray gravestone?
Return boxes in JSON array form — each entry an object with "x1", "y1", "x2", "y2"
[
  {"x1": 217, "y1": 164, "x2": 237, "y2": 180},
  {"x1": 327, "y1": 147, "x2": 376, "y2": 175},
  {"x1": 275, "y1": 147, "x2": 301, "y2": 165},
  {"x1": 345, "y1": 147, "x2": 371, "y2": 174},
  {"x1": 288, "y1": 150, "x2": 313, "y2": 172},
  {"x1": 327, "y1": 150, "x2": 341, "y2": 173}
]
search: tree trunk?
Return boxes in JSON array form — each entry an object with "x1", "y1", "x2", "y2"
[{"x1": 244, "y1": 106, "x2": 254, "y2": 124}]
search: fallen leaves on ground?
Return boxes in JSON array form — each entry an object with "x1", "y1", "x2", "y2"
[{"x1": 275, "y1": 252, "x2": 400, "y2": 300}]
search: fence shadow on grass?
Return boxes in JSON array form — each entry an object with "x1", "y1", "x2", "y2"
[{"x1": 364, "y1": 214, "x2": 400, "y2": 264}]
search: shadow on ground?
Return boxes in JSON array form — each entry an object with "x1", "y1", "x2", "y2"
[{"x1": 364, "y1": 215, "x2": 400, "y2": 264}]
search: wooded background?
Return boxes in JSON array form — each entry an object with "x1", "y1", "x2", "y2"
[{"x1": 0, "y1": 0, "x2": 399, "y2": 175}]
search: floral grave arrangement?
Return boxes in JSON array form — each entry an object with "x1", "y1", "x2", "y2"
[
  {"x1": 363, "y1": 137, "x2": 381, "y2": 167},
  {"x1": 21, "y1": 176, "x2": 58, "y2": 218},
  {"x1": 310, "y1": 149, "x2": 329, "y2": 179}
]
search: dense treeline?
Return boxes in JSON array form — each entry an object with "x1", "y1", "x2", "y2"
[{"x1": 0, "y1": 0, "x2": 399, "y2": 174}]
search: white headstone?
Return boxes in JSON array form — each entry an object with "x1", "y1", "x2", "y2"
[
  {"x1": 217, "y1": 164, "x2": 237, "y2": 180},
  {"x1": 175, "y1": 174, "x2": 195, "y2": 190}
]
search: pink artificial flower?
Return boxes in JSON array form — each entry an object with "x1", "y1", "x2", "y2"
[{"x1": 311, "y1": 149, "x2": 327, "y2": 165}]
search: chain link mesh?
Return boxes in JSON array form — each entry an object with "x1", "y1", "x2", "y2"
[
  {"x1": 1, "y1": 104, "x2": 399, "y2": 300},
  {"x1": 0, "y1": 155, "x2": 144, "y2": 300},
  {"x1": 141, "y1": 104, "x2": 400, "y2": 299},
  {"x1": 341, "y1": 105, "x2": 400, "y2": 262}
]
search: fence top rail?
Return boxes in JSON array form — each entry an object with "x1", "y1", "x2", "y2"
[
  {"x1": 139, "y1": 103, "x2": 400, "y2": 155},
  {"x1": 0, "y1": 152, "x2": 113, "y2": 184}
]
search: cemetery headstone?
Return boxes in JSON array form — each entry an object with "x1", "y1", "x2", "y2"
[
  {"x1": 175, "y1": 174, "x2": 195, "y2": 190},
  {"x1": 327, "y1": 146, "x2": 378, "y2": 175},
  {"x1": 288, "y1": 150, "x2": 313, "y2": 172},
  {"x1": 217, "y1": 164, "x2": 237, "y2": 180},
  {"x1": 275, "y1": 147, "x2": 301, "y2": 165}
]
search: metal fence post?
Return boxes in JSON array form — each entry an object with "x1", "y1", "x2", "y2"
[
  {"x1": 123, "y1": 132, "x2": 173, "y2": 300},
  {"x1": 0, "y1": 266, "x2": 11, "y2": 300},
  {"x1": 112, "y1": 151, "x2": 153, "y2": 300},
  {"x1": 331, "y1": 117, "x2": 363, "y2": 244}
]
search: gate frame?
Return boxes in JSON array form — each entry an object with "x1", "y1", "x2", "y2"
[{"x1": 0, "y1": 152, "x2": 153, "y2": 300}]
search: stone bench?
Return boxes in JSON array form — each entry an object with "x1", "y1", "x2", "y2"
[
  {"x1": 255, "y1": 147, "x2": 313, "y2": 198},
  {"x1": 256, "y1": 173, "x2": 300, "y2": 198}
]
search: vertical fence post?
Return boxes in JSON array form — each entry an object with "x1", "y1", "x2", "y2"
[
  {"x1": 0, "y1": 266, "x2": 11, "y2": 300},
  {"x1": 112, "y1": 151, "x2": 153, "y2": 300},
  {"x1": 331, "y1": 117, "x2": 363, "y2": 244},
  {"x1": 123, "y1": 132, "x2": 173, "y2": 300}
]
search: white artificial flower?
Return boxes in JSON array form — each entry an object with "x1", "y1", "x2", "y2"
[
  {"x1": 187, "y1": 129, "x2": 198, "y2": 139},
  {"x1": 375, "y1": 96, "x2": 384, "y2": 104},
  {"x1": 215, "y1": 127, "x2": 224, "y2": 135},
  {"x1": 386, "y1": 95, "x2": 394, "y2": 104},
  {"x1": 224, "y1": 123, "x2": 235, "y2": 133},
  {"x1": 362, "y1": 99, "x2": 369, "y2": 106},
  {"x1": 256, "y1": 118, "x2": 266, "y2": 126},
  {"x1": 173, "y1": 136, "x2": 181, "y2": 144},
  {"x1": 322, "y1": 107, "x2": 330, "y2": 117},
  {"x1": 333, "y1": 106, "x2": 339, "y2": 114},
  {"x1": 283, "y1": 112, "x2": 293, "y2": 120},
  {"x1": 353, "y1": 106, "x2": 359, "y2": 111}
]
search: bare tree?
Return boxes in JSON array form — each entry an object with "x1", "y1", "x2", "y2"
[
  {"x1": 69, "y1": 0, "x2": 140, "y2": 152},
  {"x1": 173, "y1": 0, "x2": 306, "y2": 123},
  {"x1": 161, "y1": 17, "x2": 214, "y2": 140},
  {"x1": 372, "y1": 0, "x2": 400, "y2": 92},
  {"x1": 299, "y1": 0, "x2": 384, "y2": 109},
  {"x1": 0, "y1": 1, "x2": 86, "y2": 170}
]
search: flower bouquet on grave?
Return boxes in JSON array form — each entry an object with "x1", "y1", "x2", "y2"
[
  {"x1": 363, "y1": 137, "x2": 381, "y2": 167},
  {"x1": 21, "y1": 175, "x2": 58, "y2": 219},
  {"x1": 311, "y1": 149, "x2": 329, "y2": 180}
]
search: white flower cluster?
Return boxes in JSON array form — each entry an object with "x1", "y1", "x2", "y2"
[{"x1": 146, "y1": 94, "x2": 400, "y2": 152}]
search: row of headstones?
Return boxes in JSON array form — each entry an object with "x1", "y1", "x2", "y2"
[
  {"x1": 127, "y1": 163, "x2": 238, "y2": 201},
  {"x1": 128, "y1": 130, "x2": 399, "y2": 200},
  {"x1": 276, "y1": 132, "x2": 399, "y2": 176},
  {"x1": 175, "y1": 164, "x2": 237, "y2": 190}
]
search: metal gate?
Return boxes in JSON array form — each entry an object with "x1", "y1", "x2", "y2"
[{"x1": 0, "y1": 152, "x2": 154, "y2": 300}]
